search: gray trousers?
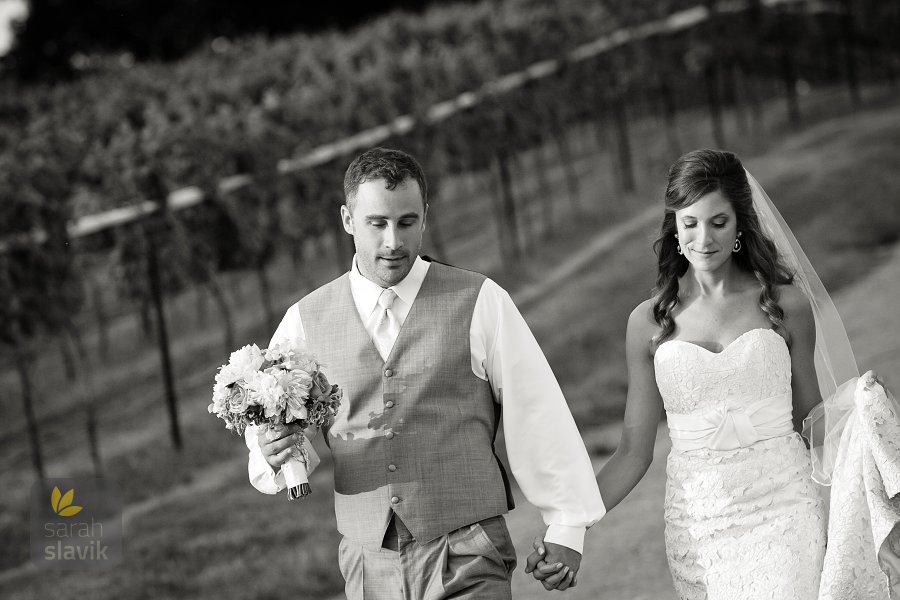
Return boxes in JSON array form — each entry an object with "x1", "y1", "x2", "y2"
[{"x1": 338, "y1": 514, "x2": 517, "y2": 599}]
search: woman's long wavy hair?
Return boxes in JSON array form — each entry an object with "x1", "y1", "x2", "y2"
[{"x1": 652, "y1": 149, "x2": 795, "y2": 344}]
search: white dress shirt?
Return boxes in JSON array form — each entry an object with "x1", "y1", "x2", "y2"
[{"x1": 247, "y1": 256, "x2": 606, "y2": 552}]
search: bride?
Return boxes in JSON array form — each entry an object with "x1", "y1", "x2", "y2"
[{"x1": 526, "y1": 149, "x2": 899, "y2": 598}]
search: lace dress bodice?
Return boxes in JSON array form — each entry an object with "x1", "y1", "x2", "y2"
[{"x1": 655, "y1": 327, "x2": 791, "y2": 415}]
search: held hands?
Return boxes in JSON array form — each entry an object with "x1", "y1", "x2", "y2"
[
  {"x1": 257, "y1": 422, "x2": 304, "y2": 471},
  {"x1": 524, "y1": 536, "x2": 580, "y2": 591}
]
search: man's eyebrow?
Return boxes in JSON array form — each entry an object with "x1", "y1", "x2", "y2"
[{"x1": 364, "y1": 212, "x2": 420, "y2": 220}]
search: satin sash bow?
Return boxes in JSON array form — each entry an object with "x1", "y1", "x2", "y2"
[{"x1": 667, "y1": 393, "x2": 794, "y2": 452}]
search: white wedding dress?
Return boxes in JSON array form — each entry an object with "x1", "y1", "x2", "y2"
[{"x1": 655, "y1": 327, "x2": 827, "y2": 599}]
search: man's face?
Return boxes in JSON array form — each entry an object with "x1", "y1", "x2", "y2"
[{"x1": 341, "y1": 178, "x2": 427, "y2": 288}]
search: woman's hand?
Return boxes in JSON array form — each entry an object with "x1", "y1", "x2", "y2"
[{"x1": 862, "y1": 369, "x2": 885, "y2": 390}]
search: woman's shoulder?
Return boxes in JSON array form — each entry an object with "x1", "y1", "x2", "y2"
[
  {"x1": 623, "y1": 298, "x2": 661, "y2": 359},
  {"x1": 627, "y1": 297, "x2": 661, "y2": 340},
  {"x1": 629, "y1": 297, "x2": 656, "y2": 324}
]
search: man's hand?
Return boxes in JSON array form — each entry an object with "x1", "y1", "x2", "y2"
[
  {"x1": 524, "y1": 536, "x2": 579, "y2": 591},
  {"x1": 256, "y1": 423, "x2": 303, "y2": 471}
]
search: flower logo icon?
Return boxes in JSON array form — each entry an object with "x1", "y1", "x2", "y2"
[{"x1": 51, "y1": 486, "x2": 83, "y2": 517}]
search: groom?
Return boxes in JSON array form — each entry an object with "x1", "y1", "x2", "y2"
[{"x1": 247, "y1": 147, "x2": 605, "y2": 598}]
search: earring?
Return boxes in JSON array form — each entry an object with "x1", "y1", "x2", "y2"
[
  {"x1": 677, "y1": 245, "x2": 683, "y2": 255},
  {"x1": 733, "y1": 238, "x2": 742, "y2": 253}
]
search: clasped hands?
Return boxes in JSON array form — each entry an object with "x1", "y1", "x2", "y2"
[{"x1": 524, "y1": 536, "x2": 580, "y2": 592}]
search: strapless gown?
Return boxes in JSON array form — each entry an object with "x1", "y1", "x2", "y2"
[{"x1": 654, "y1": 327, "x2": 826, "y2": 599}]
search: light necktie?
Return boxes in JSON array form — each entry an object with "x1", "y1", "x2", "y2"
[{"x1": 373, "y1": 288, "x2": 400, "y2": 359}]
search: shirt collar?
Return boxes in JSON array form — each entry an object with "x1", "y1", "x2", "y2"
[{"x1": 349, "y1": 255, "x2": 429, "y2": 315}]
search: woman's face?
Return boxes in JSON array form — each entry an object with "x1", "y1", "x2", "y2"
[{"x1": 674, "y1": 190, "x2": 739, "y2": 273}]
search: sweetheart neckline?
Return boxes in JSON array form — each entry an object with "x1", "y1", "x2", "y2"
[{"x1": 655, "y1": 327, "x2": 785, "y2": 358}]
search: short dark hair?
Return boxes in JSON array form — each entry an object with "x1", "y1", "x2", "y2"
[{"x1": 343, "y1": 147, "x2": 427, "y2": 209}]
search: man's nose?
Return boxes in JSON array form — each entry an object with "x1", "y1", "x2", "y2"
[{"x1": 383, "y1": 224, "x2": 402, "y2": 250}]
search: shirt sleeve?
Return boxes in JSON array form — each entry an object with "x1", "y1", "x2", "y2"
[
  {"x1": 471, "y1": 279, "x2": 606, "y2": 553},
  {"x1": 246, "y1": 425, "x2": 287, "y2": 494},
  {"x1": 246, "y1": 302, "x2": 318, "y2": 494}
]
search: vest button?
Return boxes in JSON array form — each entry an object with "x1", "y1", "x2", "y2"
[
  {"x1": 390, "y1": 496, "x2": 400, "y2": 504},
  {"x1": 385, "y1": 431, "x2": 395, "y2": 439},
  {"x1": 385, "y1": 400, "x2": 395, "y2": 408},
  {"x1": 384, "y1": 369, "x2": 393, "y2": 377},
  {"x1": 388, "y1": 464, "x2": 397, "y2": 472}
]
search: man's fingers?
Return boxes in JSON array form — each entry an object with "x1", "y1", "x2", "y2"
[
  {"x1": 260, "y1": 433, "x2": 299, "y2": 456},
  {"x1": 529, "y1": 560, "x2": 549, "y2": 580},
  {"x1": 263, "y1": 445, "x2": 293, "y2": 470},
  {"x1": 258, "y1": 425, "x2": 300, "y2": 445},
  {"x1": 530, "y1": 560, "x2": 564, "y2": 581},
  {"x1": 556, "y1": 570, "x2": 576, "y2": 591},
  {"x1": 535, "y1": 561, "x2": 565, "y2": 575},
  {"x1": 524, "y1": 552, "x2": 543, "y2": 574},
  {"x1": 531, "y1": 561, "x2": 565, "y2": 581},
  {"x1": 274, "y1": 446, "x2": 292, "y2": 466},
  {"x1": 541, "y1": 565, "x2": 570, "y2": 589},
  {"x1": 523, "y1": 536, "x2": 547, "y2": 574}
]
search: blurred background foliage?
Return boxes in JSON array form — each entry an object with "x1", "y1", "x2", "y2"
[
  {"x1": 4, "y1": 0, "x2": 487, "y2": 78},
  {"x1": 0, "y1": 0, "x2": 899, "y2": 597}
]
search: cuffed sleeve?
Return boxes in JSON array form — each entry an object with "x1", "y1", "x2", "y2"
[
  {"x1": 472, "y1": 279, "x2": 606, "y2": 554},
  {"x1": 544, "y1": 524, "x2": 588, "y2": 555}
]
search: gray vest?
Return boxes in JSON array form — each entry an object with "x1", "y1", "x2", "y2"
[{"x1": 297, "y1": 261, "x2": 513, "y2": 545}]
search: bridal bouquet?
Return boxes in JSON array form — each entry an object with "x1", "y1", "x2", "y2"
[{"x1": 208, "y1": 340, "x2": 342, "y2": 500}]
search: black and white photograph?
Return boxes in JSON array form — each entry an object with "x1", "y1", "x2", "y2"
[{"x1": 1, "y1": 0, "x2": 899, "y2": 598}]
